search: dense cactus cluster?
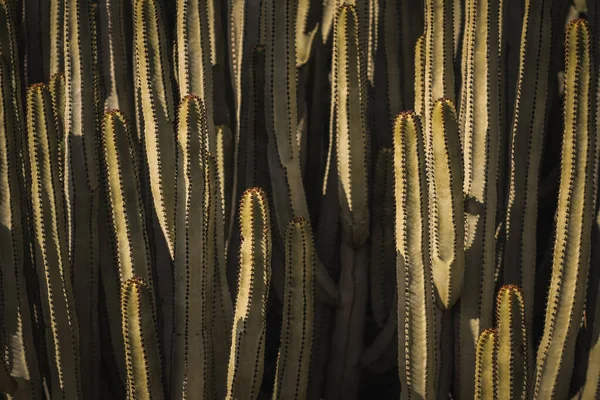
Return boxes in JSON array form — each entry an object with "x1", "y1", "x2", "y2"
[{"x1": 0, "y1": 0, "x2": 600, "y2": 399}]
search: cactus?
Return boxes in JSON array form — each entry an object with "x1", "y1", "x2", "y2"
[
  {"x1": 455, "y1": 0, "x2": 503, "y2": 398},
  {"x1": 3, "y1": 1, "x2": 600, "y2": 399},
  {"x1": 226, "y1": 188, "x2": 271, "y2": 400},
  {"x1": 475, "y1": 329, "x2": 498, "y2": 400},
  {"x1": 26, "y1": 83, "x2": 82, "y2": 399},
  {"x1": 0, "y1": 56, "x2": 41, "y2": 399},
  {"x1": 428, "y1": 98, "x2": 464, "y2": 310},
  {"x1": 533, "y1": 19, "x2": 597, "y2": 399},
  {"x1": 272, "y1": 217, "x2": 315, "y2": 400},
  {"x1": 122, "y1": 276, "x2": 164, "y2": 400},
  {"x1": 496, "y1": 285, "x2": 528, "y2": 399},
  {"x1": 394, "y1": 112, "x2": 437, "y2": 399}
]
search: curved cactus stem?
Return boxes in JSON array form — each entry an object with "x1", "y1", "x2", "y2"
[
  {"x1": 502, "y1": 0, "x2": 552, "y2": 339},
  {"x1": 99, "y1": 0, "x2": 135, "y2": 120},
  {"x1": 394, "y1": 112, "x2": 437, "y2": 399},
  {"x1": 455, "y1": 0, "x2": 503, "y2": 397},
  {"x1": 176, "y1": 0, "x2": 216, "y2": 153},
  {"x1": 496, "y1": 285, "x2": 528, "y2": 399},
  {"x1": 122, "y1": 276, "x2": 164, "y2": 400},
  {"x1": 133, "y1": 0, "x2": 177, "y2": 377},
  {"x1": 475, "y1": 329, "x2": 499, "y2": 400},
  {"x1": 272, "y1": 218, "x2": 315, "y2": 400},
  {"x1": 264, "y1": 0, "x2": 338, "y2": 304},
  {"x1": 533, "y1": 19, "x2": 597, "y2": 399},
  {"x1": 428, "y1": 98, "x2": 464, "y2": 310},
  {"x1": 0, "y1": 56, "x2": 41, "y2": 399},
  {"x1": 226, "y1": 188, "x2": 271, "y2": 400},
  {"x1": 370, "y1": 148, "x2": 396, "y2": 327},
  {"x1": 26, "y1": 83, "x2": 82, "y2": 400}
]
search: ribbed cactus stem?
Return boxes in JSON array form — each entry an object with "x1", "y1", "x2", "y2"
[
  {"x1": 64, "y1": 0, "x2": 102, "y2": 394},
  {"x1": 27, "y1": 83, "x2": 82, "y2": 399},
  {"x1": 216, "y1": 124, "x2": 233, "y2": 232},
  {"x1": 176, "y1": 0, "x2": 216, "y2": 153},
  {"x1": 533, "y1": 19, "x2": 597, "y2": 399},
  {"x1": 475, "y1": 329, "x2": 498, "y2": 400},
  {"x1": 226, "y1": 188, "x2": 271, "y2": 400},
  {"x1": 122, "y1": 276, "x2": 164, "y2": 400},
  {"x1": 326, "y1": 5, "x2": 370, "y2": 399},
  {"x1": 414, "y1": 35, "x2": 425, "y2": 117},
  {"x1": 0, "y1": 57, "x2": 41, "y2": 399},
  {"x1": 99, "y1": 0, "x2": 135, "y2": 119},
  {"x1": 455, "y1": 0, "x2": 503, "y2": 397},
  {"x1": 100, "y1": 110, "x2": 153, "y2": 286},
  {"x1": 133, "y1": 0, "x2": 177, "y2": 375},
  {"x1": 296, "y1": 0, "x2": 318, "y2": 67},
  {"x1": 264, "y1": 0, "x2": 337, "y2": 302},
  {"x1": 503, "y1": 0, "x2": 552, "y2": 335},
  {"x1": 428, "y1": 98, "x2": 464, "y2": 310},
  {"x1": 370, "y1": 148, "x2": 396, "y2": 327},
  {"x1": 172, "y1": 95, "x2": 213, "y2": 399},
  {"x1": 49, "y1": 0, "x2": 64, "y2": 76},
  {"x1": 394, "y1": 112, "x2": 437, "y2": 399},
  {"x1": 496, "y1": 285, "x2": 528, "y2": 399},
  {"x1": 272, "y1": 217, "x2": 315, "y2": 400}
]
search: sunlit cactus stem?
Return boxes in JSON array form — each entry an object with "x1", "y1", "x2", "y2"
[
  {"x1": 272, "y1": 217, "x2": 315, "y2": 400},
  {"x1": 394, "y1": 112, "x2": 437, "y2": 399},
  {"x1": 326, "y1": 5, "x2": 371, "y2": 399},
  {"x1": 475, "y1": 329, "x2": 499, "y2": 400},
  {"x1": 26, "y1": 83, "x2": 82, "y2": 399},
  {"x1": 455, "y1": 0, "x2": 503, "y2": 397},
  {"x1": 122, "y1": 276, "x2": 165, "y2": 400},
  {"x1": 99, "y1": 110, "x2": 154, "y2": 385},
  {"x1": 533, "y1": 19, "x2": 597, "y2": 399},
  {"x1": 226, "y1": 188, "x2": 272, "y2": 400},
  {"x1": 496, "y1": 285, "x2": 528, "y2": 399},
  {"x1": 133, "y1": 0, "x2": 177, "y2": 378},
  {"x1": 428, "y1": 98, "x2": 464, "y2": 310}
]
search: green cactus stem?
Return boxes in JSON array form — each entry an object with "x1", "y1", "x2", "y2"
[
  {"x1": 272, "y1": 217, "x2": 315, "y2": 400},
  {"x1": 326, "y1": 5, "x2": 370, "y2": 399},
  {"x1": 475, "y1": 329, "x2": 498, "y2": 400},
  {"x1": 226, "y1": 188, "x2": 271, "y2": 400},
  {"x1": 171, "y1": 95, "x2": 214, "y2": 399},
  {"x1": 133, "y1": 0, "x2": 177, "y2": 376},
  {"x1": 533, "y1": 19, "x2": 597, "y2": 399},
  {"x1": 26, "y1": 83, "x2": 82, "y2": 400},
  {"x1": 414, "y1": 35, "x2": 425, "y2": 118},
  {"x1": 264, "y1": 0, "x2": 338, "y2": 304},
  {"x1": 394, "y1": 111, "x2": 437, "y2": 399},
  {"x1": 496, "y1": 285, "x2": 528, "y2": 399},
  {"x1": 99, "y1": 0, "x2": 135, "y2": 119},
  {"x1": 122, "y1": 276, "x2": 164, "y2": 400},
  {"x1": 176, "y1": 0, "x2": 216, "y2": 154},
  {"x1": 0, "y1": 56, "x2": 41, "y2": 399},
  {"x1": 502, "y1": 0, "x2": 553, "y2": 338},
  {"x1": 455, "y1": 0, "x2": 503, "y2": 397},
  {"x1": 49, "y1": 0, "x2": 63, "y2": 77},
  {"x1": 428, "y1": 98, "x2": 464, "y2": 310}
]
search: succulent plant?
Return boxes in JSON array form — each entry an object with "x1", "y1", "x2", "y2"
[{"x1": 1, "y1": 1, "x2": 600, "y2": 399}]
